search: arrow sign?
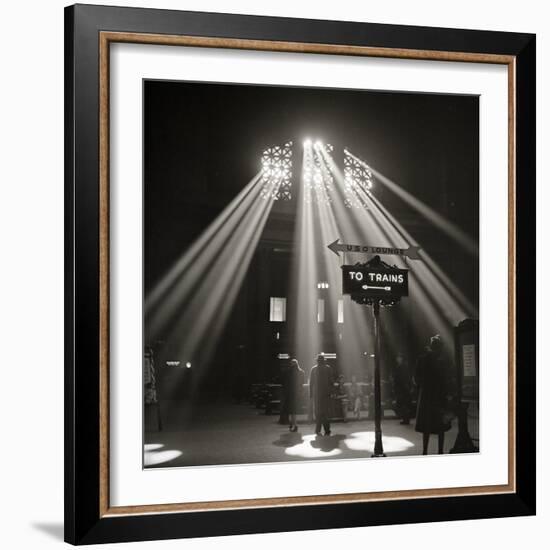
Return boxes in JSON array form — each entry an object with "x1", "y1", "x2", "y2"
[
  {"x1": 328, "y1": 239, "x2": 421, "y2": 261},
  {"x1": 362, "y1": 285, "x2": 391, "y2": 291}
]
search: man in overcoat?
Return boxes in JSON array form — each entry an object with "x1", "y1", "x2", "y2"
[{"x1": 309, "y1": 354, "x2": 334, "y2": 436}]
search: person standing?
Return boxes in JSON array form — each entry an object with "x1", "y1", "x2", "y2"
[
  {"x1": 349, "y1": 375, "x2": 363, "y2": 420},
  {"x1": 392, "y1": 352, "x2": 412, "y2": 425},
  {"x1": 309, "y1": 354, "x2": 333, "y2": 436},
  {"x1": 285, "y1": 358, "x2": 305, "y2": 432},
  {"x1": 334, "y1": 374, "x2": 348, "y2": 420},
  {"x1": 414, "y1": 335, "x2": 453, "y2": 454}
]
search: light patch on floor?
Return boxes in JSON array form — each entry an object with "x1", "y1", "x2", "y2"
[
  {"x1": 144, "y1": 445, "x2": 182, "y2": 466},
  {"x1": 284, "y1": 434, "x2": 343, "y2": 458},
  {"x1": 344, "y1": 431, "x2": 415, "y2": 453},
  {"x1": 144, "y1": 443, "x2": 164, "y2": 452}
]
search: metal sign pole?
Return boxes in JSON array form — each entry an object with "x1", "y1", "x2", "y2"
[
  {"x1": 338, "y1": 253, "x2": 409, "y2": 459},
  {"x1": 372, "y1": 301, "x2": 386, "y2": 457}
]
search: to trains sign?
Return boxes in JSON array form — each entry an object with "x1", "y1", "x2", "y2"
[{"x1": 342, "y1": 265, "x2": 409, "y2": 298}]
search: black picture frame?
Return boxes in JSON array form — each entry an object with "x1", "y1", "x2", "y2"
[{"x1": 65, "y1": 3, "x2": 536, "y2": 545}]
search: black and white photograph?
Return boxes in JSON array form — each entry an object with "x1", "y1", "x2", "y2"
[{"x1": 143, "y1": 80, "x2": 480, "y2": 468}]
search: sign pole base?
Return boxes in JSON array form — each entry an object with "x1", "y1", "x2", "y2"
[{"x1": 372, "y1": 428, "x2": 386, "y2": 457}]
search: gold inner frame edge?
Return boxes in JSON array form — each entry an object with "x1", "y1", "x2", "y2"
[{"x1": 98, "y1": 31, "x2": 517, "y2": 517}]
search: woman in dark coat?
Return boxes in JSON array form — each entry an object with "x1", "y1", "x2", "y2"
[
  {"x1": 414, "y1": 335, "x2": 453, "y2": 454},
  {"x1": 285, "y1": 358, "x2": 305, "y2": 432}
]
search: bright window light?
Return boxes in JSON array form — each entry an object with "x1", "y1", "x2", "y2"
[
  {"x1": 260, "y1": 141, "x2": 293, "y2": 201},
  {"x1": 338, "y1": 299, "x2": 344, "y2": 324},
  {"x1": 317, "y1": 298, "x2": 325, "y2": 323},
  {"x1": 269, "y1": 297, "x2": 287, "y2": 322},
  {"x1": 303, "y1": 143, "x2": 334, "y2": 204},
  {"x1": 343, "y1": 150, "x2": 374, "y2": 208}
]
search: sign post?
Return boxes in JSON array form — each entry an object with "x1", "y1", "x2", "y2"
[
  {"x1": 372, "y1": 300, "x2": 384, "y2": 457},
  {"x1": 341, "y1": 255, "x2": 409, "y2": 457}
]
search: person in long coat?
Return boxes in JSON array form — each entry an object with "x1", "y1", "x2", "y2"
[
  {"x1": 392, "y1": 352, "x2": 412, "y2": 425},
  {"x1": 285, "y1": 358, "x2": 305, "y2": 432},
  {"x1": 349, "y1": 375, "x2": 363, "y2": 420},
  {"x1": 309, "y1": 354, "x2": 333, "y2": 436},
  {"x1": 414, "y1": 335, "x2": 453, "y2": 454}
]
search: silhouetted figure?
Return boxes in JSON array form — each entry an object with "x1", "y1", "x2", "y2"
[
  {"x1": 309, "y1": 354, "x2": 333, "y2": 436},
  {"x1": 392, "y1": 352, "x2": 412, "y2": 425},
  {"x1": 415, "y1": 335, "x2": 453, "y2": 454},
  {"x1": 334, "y1": 374, "x2": 348, "y2": 420},
  {"x1": 349, "y1": 375, "x2": 363, "y2": 420},
  {"x1": 285, "y1": 358, "x2": 305, "y2": 432}
]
